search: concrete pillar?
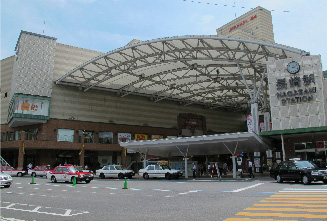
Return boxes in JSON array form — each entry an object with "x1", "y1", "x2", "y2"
[
  {"x1": 232, "y1": 155, "x2": 236, "y2": 178},
  {"x1": 251, "y1": 103, "x2": 259, "y2": 134},
  {"x1": 184, "y1": 154, "x2": 188, "y2": 179},
  {"x1": 264, "y1": 112, "x2": 271, "y2": 131},
  {"x1": 143, "y1": 154, "x2": 147, "y2": 168},
  {"x1": 18, "y1": 131, "x2": 25, "y2": 170},
  {"x1": 121, "y1": 148, "x2": 126, "y2": 168},
  {"x1": 79, "y1": 136, "x2": 85, "y2": 167}
]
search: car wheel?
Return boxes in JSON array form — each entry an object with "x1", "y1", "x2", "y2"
[
  {"x1": 4, "y1": 185, "x2": 10, "y2": 188},
  {"x1": 31, "y1": 172, "x2": 36, "y2": 177},
  {"x1": 128, "y1": 175, "x2": 132, "y2": 179},
  {"x1": 143, "y1": 173, "x2": 149, "y2": 179},
  {"x1": 100, "y1": 173, "x2": 105, "y2": 179},
  {"x1": 85, "y1": 180, "x2": 91, "y2": 184},
  {"x1": 118, "y1": 173, "x2": 124, "y2": 179},
  {"x1": 51, "y1": 176, "x2": 57, "y2": 183},
  {"x1": 323, "y1": 180, "x2": 327, "y2": 184},
  {"x1": 17, "y1": 172, "x2": 22, "y2": 177},
  {"x1": 302, "y1": 175, "x2": 311, "y2": 185},
  {"x1": 276, "y1": 174, "x2": 283, "y2": 183},
  {"x1": 166, "y1": 173, "x2": 172, "y2": 180}
]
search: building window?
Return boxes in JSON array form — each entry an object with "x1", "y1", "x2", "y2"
[
  {"x1": 15, "y1": 131, "x2": 22, "y2": 140},
  {"x1": 25, "y1": 129, "x2": 38, "y2": 140},
  {"x1": 6, "y1": 132, "x2": 14, "y2": 141},
  {"x1": 57, "y1": 129, "x2": 74, "y2": 142},
  {"x1": 99, "y1": 132, "x2": 113, "y2": 144},
  {"x1": 78, "y1": 130, "x2": 94, "y2": 143},
  {"x1": 0, "y1": 133, "x2": 5, "y2": 142}
]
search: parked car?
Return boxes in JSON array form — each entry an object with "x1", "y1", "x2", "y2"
[
  {"x1": 28, "y1": 165, "x2": 52, "y2": 177},
  {"x1": 0, "y1": 171, "x2": 13, "y2": 188},
  {"x1": 0, "y1": 166, "x2": 26, "y2": 177},
  {"x1": 96, "y1": 165, "x2": 135, "y2": 179},
  {"x1": 47, "y1": 165, "x2": 94, "y2": 183},
  {"x1": 139, "y1": 164, "x2": 183, "y2": 180},
  {"x1": 270, "y1": 160, "x2": 327, "y2": 185}
]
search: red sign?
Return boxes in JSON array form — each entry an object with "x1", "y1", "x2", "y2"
[
  {"x1": 229, "y1": 15, "x2": 257, "y2": 32},
  {"x1": 316, "y1": 142, "x2": 325, "y2": 148}
]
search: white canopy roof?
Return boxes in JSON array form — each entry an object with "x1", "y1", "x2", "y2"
[
  {"x1": 120, "y1": 132, "x2": 271, "y2": 157},
  {"x1": 56, "y1": 35, "x2": 307, "y2": 112}
]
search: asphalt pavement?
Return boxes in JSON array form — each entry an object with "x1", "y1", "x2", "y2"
[{"x1": 1, "y1": 173, "x2": 327, "y2": 221}]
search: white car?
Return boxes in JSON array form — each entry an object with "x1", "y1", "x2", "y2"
[
  {"x1": 138, "y1": 165, "x2": 183, "y2": 180},
  {"x1": 0, "y1": 166, "x2": 26, "y2": 177},
  {"x1": 0, "y1": 171, "x2": 13, "y2": 188},
  {"x1": 28, "y1": 165, "x2": 52, "y2": 177},
  {"x1": 96, "y1": 165, "x2": 135, "y2": 179}
]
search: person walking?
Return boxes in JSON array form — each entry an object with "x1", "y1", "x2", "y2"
[
  {"x1": 223, "y1": 162, "x2": 228, "y2": 175},
  {"x1": 192, "y1": 163, "x2": 197, "y2": 179},
  {"x1": 248, "y1": 160, "x2": 254, "y2": 178},
  {"x1": 27, "y1": 163, "x2": 33, "y2": 170}
]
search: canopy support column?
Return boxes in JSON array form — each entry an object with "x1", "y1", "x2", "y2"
[
  {"x1": 205, "y1": 155, "x2": 208, "y2": 176},
  {"x1": 232, "y1": 155, "x2": 236, "y2": 178},
  {"x1": 184, "y1": 154, "x2": 188, "y2": 179},
  {"x1": 223, "y1": 142, "x2": 239, "y2": 178},
  {"x1": 175, "y1": 145, "x2": 189, "y2": 179}
]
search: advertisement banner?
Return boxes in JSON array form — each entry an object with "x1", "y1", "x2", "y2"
[
  {"x1": 14, "y1": 97, "x2": 49, "y2": 116},
  {"x1": 117, "y1": 133, "x2": 131, "y2": 143},
  {"x1": 151, "y1": 135, "x2": 164, "y2": 140},
  {"x1": 135, "y1": 134, "x2": 148, "y2": 141},
  {"x1": 247, "y1": 115, "x2": 253, "y2": 132}
]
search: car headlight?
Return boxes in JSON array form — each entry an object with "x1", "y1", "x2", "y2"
[{"x1": 79, "y1": 175, "x2": 84, "y2": 178}]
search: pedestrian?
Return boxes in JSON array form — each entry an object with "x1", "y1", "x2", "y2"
[
  {"x1": 218, "y1": 162, "x2": 223, "y2": 177},
  {"x1": 27, "y1": 163, "x2": 33, "y2": 170},
  {"x1": 248, "y1": 160, "x2": 254, "y2": 178},
  {"x1": 192, "y1": 163, "x2": 196, "y2": 179},
  {"x1": 85, "y1": 164, "x2": 88, "y2": 170},
  {"x1": 223, "y1": 162, "x2": 227, "y2": 175}
]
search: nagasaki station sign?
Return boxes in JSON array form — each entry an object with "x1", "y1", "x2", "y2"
[{"x1": 267, "y1": 55, "x2": 325, "y2": 130}]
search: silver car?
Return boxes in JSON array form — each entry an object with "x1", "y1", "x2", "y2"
[{"x1": 0, "y1": 171, "x2": 13, "y2": 188}]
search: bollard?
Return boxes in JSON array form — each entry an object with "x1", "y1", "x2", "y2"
[
  {"x1": 30, "y1": 175, "x2": 36, "y2": 184},
  {"x1": 72, "y1": 176, "x2": 77, "y2": 187},
  {"x1": 122, "y1": 177, "x2": 128, "y2": 189}
]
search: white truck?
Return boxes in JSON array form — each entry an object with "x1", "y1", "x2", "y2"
[
  {"x1": 95, "y1": 165, "x2": 135, "y2": 179},
  {"x1": 138, "y1": 164, "x2": 183, "y2": 180}
]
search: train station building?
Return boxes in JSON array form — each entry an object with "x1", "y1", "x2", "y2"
[{"x1": 1, "y1": 6, "x2": 326, "y2": 174}]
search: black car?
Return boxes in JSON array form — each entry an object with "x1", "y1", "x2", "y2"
[{"x1": 270, "y1": 160, "x2": 327, "y2": 185}]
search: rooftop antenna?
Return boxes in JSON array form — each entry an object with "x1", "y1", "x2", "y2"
[{"x1": 43, "y1": 21, "x2": 45, "y2": 34}]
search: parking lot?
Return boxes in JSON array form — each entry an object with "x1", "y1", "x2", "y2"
[{"x1": 1, "y1": 175, "x2": 327, "y2": 221}]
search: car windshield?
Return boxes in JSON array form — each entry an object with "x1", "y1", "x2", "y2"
[
  {"x1": 68, "y1": 167, "x2": 82, "y2": 172},
  {"x1": 114, "y1": 165, "x2": 123, "y2": 170},
  {"x1": 295, "y1": 161, "x2": 317, "y2": 169}
]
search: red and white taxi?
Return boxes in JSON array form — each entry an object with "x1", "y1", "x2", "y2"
[
  {"x1": 0, "y1": 166, "x2": 26, "y2": 177},
  {"x1": 28, "y1": 165, "x2": 52, "y2": 177},
  {"x1": 47, "y1": 165, "x2": 94, "y2": 183}
]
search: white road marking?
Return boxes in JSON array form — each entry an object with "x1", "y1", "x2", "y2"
[
  {"x1": 224, "y1": 183, "x2": 264, "y2": 192},
  {"x1": 0, "y1": 201, "x2": 89, "y2": 217}
]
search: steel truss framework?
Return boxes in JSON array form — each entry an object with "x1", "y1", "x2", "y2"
[{"x1": 56, "y1": 36, "x2": 307, "y2": 112}]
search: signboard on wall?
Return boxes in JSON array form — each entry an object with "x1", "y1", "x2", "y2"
[
  {"x1": 118, "y1": 133, "x2": 131, "y2": 143},
  {"x1": 135, "y1": 134, "x2": 148, "y2": 141},
  {"x1": 14, "y1": 96, "x2": 50, "y2": 116},
  {"x1": 267, "y1": 55, "x2": 326, "y2": 130}
]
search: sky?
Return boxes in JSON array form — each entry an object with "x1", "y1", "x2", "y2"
[{"x1": 1, "y1": 0, "x2": 326, "y2": 70}]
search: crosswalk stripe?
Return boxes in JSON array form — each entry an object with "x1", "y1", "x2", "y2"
[
  {"x1": 276, "y1": 192, "x2": 327, "y2": 195},
  {"x1": 271, "y1": 195, "x2": 327, "y2": 197},
  {"x1": 236, "y1": 212, "x2": 327, "y2": 218},
  {"x1": 266, "y1": 197, "x2": 327, "y2": 200},
  {"x1": 253, "y1": 203, "x2": 327, "y2": 207},
  {"x1": 261, "y1": 200, "x2": 327, "y2": 203},
  {"x1": 224, "y1": 218, "x2": 297, "y2": 221},
  {"x1": 245, "y1": 207, "x2": 327, "y2": 212}
]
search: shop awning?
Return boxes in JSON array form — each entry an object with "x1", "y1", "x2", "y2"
[{"x1": 120, "y1": 132, "x2": 271, "y2": 157}]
